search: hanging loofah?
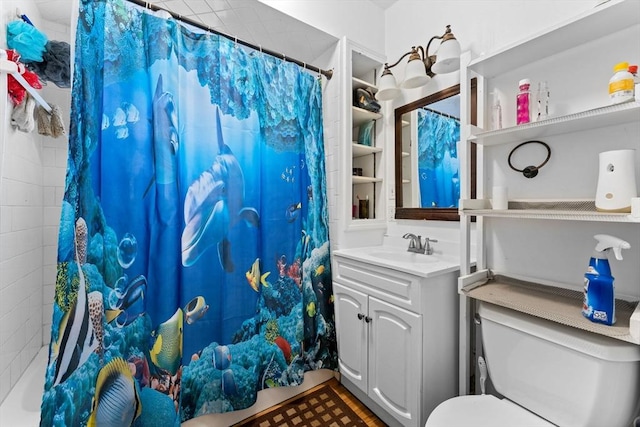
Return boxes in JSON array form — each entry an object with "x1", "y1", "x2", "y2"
[
  {"x1": 7, "y1": 20, "x2": 48, "y2": 63},
  {"x1": 27, "y1": 41, "x2": 72, "y2": 88},
  {"x1": 36, "y1": 106, "x2": 53, "y2": 136},
  {"x1": 50, "y1": 105, "x2": 66, "y2": 138}
]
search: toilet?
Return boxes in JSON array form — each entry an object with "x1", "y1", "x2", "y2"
[{"x1": 427, "y1": 302, "x2": 640, "y2": 427}]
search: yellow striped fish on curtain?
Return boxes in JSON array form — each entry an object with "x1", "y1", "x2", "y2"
[{"x1": 40, "y1": 0, "x2": 337, "y2": 425}]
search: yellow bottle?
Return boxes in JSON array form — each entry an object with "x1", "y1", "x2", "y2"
[{"x1": 609, "y1": 61, "x2": 634, "y2": 104}]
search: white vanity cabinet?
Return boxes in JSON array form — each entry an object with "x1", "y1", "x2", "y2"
[{"x1": 332, "y1": 251, "x2": 459, "y2": 427}]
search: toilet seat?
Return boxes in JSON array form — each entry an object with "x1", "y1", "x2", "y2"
[{"x1": 425, "y1": 394, "x2": 556, "y2": 427}]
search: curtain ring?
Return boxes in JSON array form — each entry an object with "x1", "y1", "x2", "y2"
[{"x1": 507, "y1": 140, "x2": 551, "y2": 179}]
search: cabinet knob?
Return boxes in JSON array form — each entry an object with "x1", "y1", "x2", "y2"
[
  {"x1": 364, "y1": 316, "x2": 372, "y2": 323},
  {"x1": 357, "y1": 313, "x2": 365, "y2": 320}
]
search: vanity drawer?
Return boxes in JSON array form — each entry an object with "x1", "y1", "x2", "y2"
[{"x1": 333, "y1": 256, "x2": 422, "y2": 312}]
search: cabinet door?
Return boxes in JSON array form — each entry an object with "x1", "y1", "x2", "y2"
[
  {"x1": 368, "y1": 296, "x2": 422, "y2": 427},
  {"x1": 333, "y1": 282, "x2": 369, "y2": 394}
]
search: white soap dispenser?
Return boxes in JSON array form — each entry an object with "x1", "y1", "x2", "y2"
[{"x1": 595, "y1": 149, "x2": 638, "y2": 212}]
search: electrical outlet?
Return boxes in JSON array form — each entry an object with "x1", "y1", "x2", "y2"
[{"x1": 389, "y1": 185, "x2": 395, "y2": 200}]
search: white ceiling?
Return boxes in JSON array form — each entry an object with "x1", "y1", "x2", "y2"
[{"x1": 32, "y1": 0, "x2": 397, "y2": 66}]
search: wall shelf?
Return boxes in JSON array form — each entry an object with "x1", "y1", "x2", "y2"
[
  {"x1": 460, "y1": 199, "x2": 640, "y2": 223},
  {"x1": 352, "y1": 106, "x2": 382, "y2": 127},
  {"x1": 352, "y1": 176, "x2": 382, "y2": 184},
  {"x1": 469, "y1": 101, "x2": 640, "y2": 146},
  {"x1": 456, "y1": 0, "x2": 640, "y2": 400},
  {"x1": 467, "y1": 0, "x2": 639, "y2": 78},
  {"x1": 352, "y1": 143, "x2": 382, "y2": 158},
  {"x1": 352, "y1": 76, "x2": 378, "y2": 93},
  {"x1": 347, "y1": 44, "x2": 384, "y2": 225},
  {"x1": 461, "y1": 270, "x2": 640, "y2": 345}
]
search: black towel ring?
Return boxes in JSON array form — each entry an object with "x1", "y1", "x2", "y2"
[{"x1": 507, "y1": 140, "x2": 551, "y2": 178}]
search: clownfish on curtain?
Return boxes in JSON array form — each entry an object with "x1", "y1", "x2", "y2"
[{"x1": 40, "y1": 0, "x2": 337, "y2": 425}]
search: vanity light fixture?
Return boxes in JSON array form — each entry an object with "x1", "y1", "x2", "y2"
[{"x1": 377, "y1": 25, "x2": 462, "y2": 101}]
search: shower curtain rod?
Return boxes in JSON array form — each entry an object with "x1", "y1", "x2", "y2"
[
  {"x1": 126, "y1": 0, "x2": 334, "y2": 80},
  {"x1": 421, "y1": 106, "x2": 459, "y2": 121}
]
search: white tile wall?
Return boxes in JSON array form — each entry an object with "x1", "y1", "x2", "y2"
[{"x1": 0, "y1": 2, "x2": 71, "y2": 403}]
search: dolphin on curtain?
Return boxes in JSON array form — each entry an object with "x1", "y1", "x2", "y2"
[{"x1": 181, "y1": 108, "x2": 260, "y2": 272}]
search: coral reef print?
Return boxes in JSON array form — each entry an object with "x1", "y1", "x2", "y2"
[{"x1": 39, "y1": 1, "x2": 336, "y2": 426}]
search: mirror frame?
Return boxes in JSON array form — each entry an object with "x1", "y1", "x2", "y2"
[{"x1": 394, "y1": 79, "x2": 477, "y2": 221}]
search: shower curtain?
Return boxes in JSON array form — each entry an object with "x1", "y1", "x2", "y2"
[
  {"x1": 40, "y1": 0, "x2": 337, "y2": 425},
  {"x1": 417, "y1": 109, "x2": 460, "y2": 208}
]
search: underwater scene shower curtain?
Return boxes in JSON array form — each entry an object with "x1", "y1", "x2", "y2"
[
  {"x1": 40, "y1": 0, "x2": 337, "y2": 425},
  {"x1": 417, "y1": 109, "x2": 460, "y2": 208}
]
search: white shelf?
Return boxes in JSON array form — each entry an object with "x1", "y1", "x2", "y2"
[
  {"x1": 460, "y1": 270, "x2": 640, "y2": 345},
  {"x1": 352, "y1": 76, "x2": 378, "y2": 93},
  {"x1": 352, "y1": 106, "x2": 382, "y2": 127},
  {"x1": 352, "y1": 143, "x2": 382, "y2": 158},
  {"x1": 352, "y1": 176, "x2": 382, "y2": 184},
  {"x1": 467, "y1": 0, "x2": 639, "y2": 78},
  {"x1": 469, "y1": 101, "x2": 640, "y2": 146},
  {"x1": 460, "y1": 199, "x2": 640, "y2": 223},
  {"x1": 462, "y1": 209, "x2": 638, "y2": 223}
]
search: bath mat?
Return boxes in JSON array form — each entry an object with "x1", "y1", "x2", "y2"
[{"x1": 234, "y1": 379, "x2": 385, "y2": 427}]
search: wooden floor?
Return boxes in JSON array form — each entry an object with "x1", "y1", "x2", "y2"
[{"x1": 323, "y1": 378, "x2": 387, "y2": 427}]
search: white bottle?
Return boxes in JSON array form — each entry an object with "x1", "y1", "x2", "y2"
[
  {"x1": 609, "y1": 61, "x2": 634, "y2": 104},
  {"x1": 536, "y1": 81, "x2": 549, "y2": 121},
  {"x1": 490, "y1": 92, "x2": 502, "y2": 130}
]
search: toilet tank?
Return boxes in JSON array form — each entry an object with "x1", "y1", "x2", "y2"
[{"x1": 479, "y1": 302, "x2": 640, "y2": 427}]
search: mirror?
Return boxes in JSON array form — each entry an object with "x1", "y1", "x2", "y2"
[{"x1": 394, "y1": 80, "x2": 477, "y2": 220}]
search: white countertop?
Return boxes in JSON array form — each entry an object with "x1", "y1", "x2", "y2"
[{"x1": 332, "y1": 245, "x2": 463, "y2": 278}]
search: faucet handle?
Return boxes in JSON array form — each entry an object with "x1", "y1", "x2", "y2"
[{"x1": 424, "y1": 237, "x2": 438, "y2": 255}]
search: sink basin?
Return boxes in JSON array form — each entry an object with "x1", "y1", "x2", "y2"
[{"x1": 367, "y1": 250, "x2": 439, "y2": 263}]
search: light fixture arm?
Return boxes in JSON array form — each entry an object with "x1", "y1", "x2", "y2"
[
  {"x1": 384, "y1": 25, "x2": 456, "y2": 76},
  {"x1": 424, "y1": 25, "x2": 454, "y2": 76},
  {"x1": 384, "y1": 48, "x2": 419, "y2": 72}
]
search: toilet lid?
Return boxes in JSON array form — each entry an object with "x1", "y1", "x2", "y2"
[{"x1": 426, "y1": 395, "x2": 556, "y2": 427}]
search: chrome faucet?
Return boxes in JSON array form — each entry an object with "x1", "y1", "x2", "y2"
[
  {"x1": 403, "y1": 233, "x2": 422, "y2": 253},
  {"x1": 402, "y1": 233, "x2": 438, "y2": 255}
]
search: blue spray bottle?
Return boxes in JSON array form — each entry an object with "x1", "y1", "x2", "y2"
[{"x1": 582, "y1": 234, "x2": 630, "y2": 325}]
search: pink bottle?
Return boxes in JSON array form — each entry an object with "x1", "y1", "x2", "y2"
[{"x1": 516, "y1": 79, "x2": 531, "y2": 125}]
